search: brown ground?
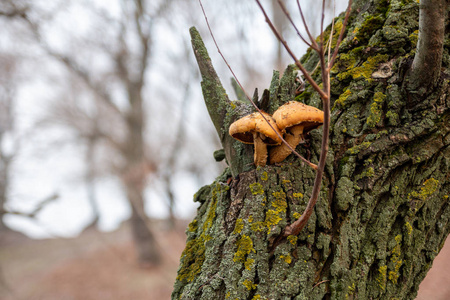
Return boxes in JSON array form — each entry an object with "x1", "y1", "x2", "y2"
[{"x1": 0, "y1": 222, "x2": 449, "y2": 300}]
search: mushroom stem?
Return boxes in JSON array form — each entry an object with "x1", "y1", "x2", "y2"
[
  {"x1": 269, "y1": 125, "x2": 304, "y2": 164},
  {"x1": 253, "y1": 132, "x2": 268, "y2": 167}
]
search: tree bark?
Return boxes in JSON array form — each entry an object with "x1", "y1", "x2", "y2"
[{"x1": 173, "y1": 0, "x2": 450, "y2": 299}]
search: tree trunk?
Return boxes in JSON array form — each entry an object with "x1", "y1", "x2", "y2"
[
  {"x1": 122, "y1": 88, "x2": 160, "y2": 266},
  {"x1": 173, "y1": 0, "x2": 450, "y2": 299}
]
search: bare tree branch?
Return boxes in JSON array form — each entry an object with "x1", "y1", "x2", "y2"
[
  {"x1": 408, "y1": 0, "x2": 447, "y2": 93},
  {"x1": 1, "y1": 194, "x2": 58, "y2": 219}
]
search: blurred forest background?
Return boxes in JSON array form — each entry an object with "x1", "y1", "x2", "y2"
[{"x1": 0, "y1": 0, "x2": 448, "y2": 299}]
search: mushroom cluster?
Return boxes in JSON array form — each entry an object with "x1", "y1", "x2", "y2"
[{"x1": 229, "y1": 101, "x2": 324, "y2": 167}]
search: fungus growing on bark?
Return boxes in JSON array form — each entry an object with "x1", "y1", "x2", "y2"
[
  {"x1": 269, "y1": 101, "x2": 324, "y2": 164},
  {"x1": 229, "y1": 111, "x2": 282, "y2": 167}
]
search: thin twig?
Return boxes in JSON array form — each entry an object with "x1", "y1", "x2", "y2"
[
  {"x1": 328, "y1": 0, "x2": 353, "y2": 69},
  {"x1": 1, "y1": 194, "x2": 59, "y2": 219},
  {"x1": 256, "y1": 0, "x2": 327, "y2": 100},
  {"x1": 297, "y1": 0, "x2": 319, "y2": 50},
  {"x1": 198, "y1": 0, "x2": 317, "y2": 170},
  {"x1": 277, "y1": 0, "x2": 313, "y2": 48},
  {"x1": 257, "y1": 0, "x2": 352, "y2": 238},
  {"x1": 313, "y1": 280, "x2": 330, "y2": 289}
]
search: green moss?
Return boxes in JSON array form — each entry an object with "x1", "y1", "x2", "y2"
[
  {"x1": 295, "y1": 90, "x2": 312, "y2": 102},
  {"x1": 320, "y1": 19, "x2": 344, "y2": 48},
  {"x1": 338, "y1": 54, "x2": 389, "y2": 82},
  {"x1": 386, "y1": 110, "x2": 400, "y2": 126},
  {"x1": 233, "y1": 235, "x2": 255, "y2": 263},
  {"x1": 367, "y1": 92, "x2": 386, "y2": 128},
  {"x1": 250, "y1": 182, "x2": 264, "y2": 195},
  {"x1": 355, "y1": 15, "x2": 385, "y2": 44},
  {"x1": 233, "y1": 218, "x2": 244, "y2": 235},
  {"x1": 347, "y1": 141, "x2": 372, "y2": 155},
  {"x1": 357, "y1": 167, "x2": 375, "y2": 179}
]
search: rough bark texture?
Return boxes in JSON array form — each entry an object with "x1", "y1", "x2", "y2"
[{"x1": 173, "y1": 0, "x2": 450, "y2": 299}]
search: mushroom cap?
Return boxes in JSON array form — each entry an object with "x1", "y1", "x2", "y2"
[
  {"x1": 229, "y1": 111, "x2": 282, "y2": 145},
  {"x1": 272, "y1": 101, "x2": 324, "y2": 133}
]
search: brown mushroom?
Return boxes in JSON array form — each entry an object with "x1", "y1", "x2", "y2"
[
  {"x1": 229, "y1": 111, "x2": 282, "y2": 167},
  {"x1": 269, "y1": 101, "x2": 324, "y2": 164}
]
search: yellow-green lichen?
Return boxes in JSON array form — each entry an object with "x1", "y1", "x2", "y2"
[
  {"x1": 280, "y1": 254, "x2": 292, "y2": 264},
  {"x1": 347, "y1": 141, "x2": 372, "y2": 155},
  {"x1": 348, "y1": 283, "x2": 356, "y2": 296},
  {"x1": 386, "y1": 111, "x2": 399, "y2": 126},
  {"x1": 233, "y1": 235, "x2": 255, "y2": 263},
  {"x1": 293, "y1": 212, "x2": 302, "y2": 219},
  {"x1": 176, "y1": 233, "x2": 210, "y2": 282},
  {"x1": 367, "y1": 92, "x2": 386, "y2": 128},
  {"x1": 338, "y1": 54, "x2": 389, "y2": 82},
  {"x1": 242, "y1": 279, "x2": 257, "y2": 291},
  {"x1": 244, "y1": 258, "x2": 255, "y2": 270},
  {"x1": 271, "y1": 191, "x2": 287, "y2": 212},
  {"x1": 319, "y1": 19, "x2": 344, "y2": 48},
  {"x1": 293, "y1": 192, "x2": 304, "y2": 199},
  {"x1": 409, "y1": 178, "x2": 439, "y2": 201},
  {"x1": 336, "y1": 88, "x2": 352, "y2": 107},
  {"x1": 409, "y1": 30, "x2": 419, "y2": 47},
  {"x1": 260, "y1": 171, "x2": 268, "y2": 181},
  {"x1": 287, "y1": 235, "x2": 298, "y2": 245},
  {"x1": 252, "y1": 294, "x2": 262, "y2": 300},
  {"x1": 233, "y1": 218, "x2": 244, "y2": 235},
  {"x1": 377, "y1": 265, "x2": 387, "y2": 290},
  {"x1": 187, "y1": 219, "x2": 198, "y2": 232},
  {"x1": 264, "y1": 209, "x2": 282, "y2": 234},
  {"x1": 251, "y1": 221, "x2": 265, "y2": 232},
  {"x1": 250, "y1": 183, "x2": 264, "y2": 195},
  {"x1": 405, "y1": 222, "x2": 413, "y2": 235},
  {"x1": 176, "y1": 184, "x2": 226, "y2": 283},
  {"x1": 230, "y1": 102, "x2": 237, "y2": 109},
  {"x1": 389, "y1": 235, "x2": 403, "y2": 284},
  {"x1": 203, "y1": 188, "x2": 219, "y2": 230}
]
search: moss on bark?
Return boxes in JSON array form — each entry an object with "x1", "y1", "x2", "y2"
[{"x1": 174, "y1": 0, "x2": 450, "y2": 299}]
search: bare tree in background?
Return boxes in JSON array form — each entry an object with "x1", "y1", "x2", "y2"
[
  {"x1": 1, "y1": 0, "x2": 174, "y2": 265},
  {"x1": 0, "y1": 55, "x2": 18, "y2": 232}
]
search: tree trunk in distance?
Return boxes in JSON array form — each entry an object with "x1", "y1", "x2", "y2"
[
  {"x1": 173, "y1": 0, "x2": 450, "y2": 299},
  {"x1": 122, "y1": 87, "x2": 160, "y2": 266}
]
